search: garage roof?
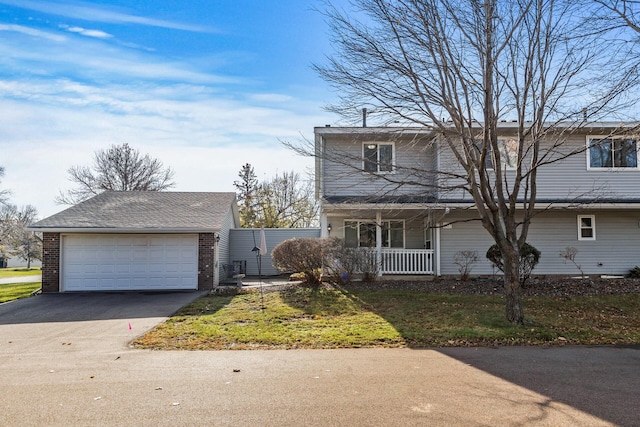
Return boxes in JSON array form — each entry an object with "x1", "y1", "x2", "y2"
[{"x1": 29, "y1": 191, "x2": 239, "y2": 233}]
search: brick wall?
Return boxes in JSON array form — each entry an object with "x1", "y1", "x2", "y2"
[
  {"x1": 198, "y1": 233, "x2": 215, "y2": 290},
  {"x1": 41, "y1": 232, "x2": 60, "y2": 293}
]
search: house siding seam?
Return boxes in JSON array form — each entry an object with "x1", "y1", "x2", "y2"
[
  {"x1": 198, "y1": 233, "x2": 215, "y2": 290},
  {"x1": 41, "y1": 232, "x2": 60, "y2": 293}
]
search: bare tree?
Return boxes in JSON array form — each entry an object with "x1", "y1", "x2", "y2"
[
  {"x1": 234, "y1": 165, "x2": 319, "y2": 228},
  {"x1": 0, "y1": 203, "x2": 15, "y2": 261},
  {"x1": 56, "y1": 143, "x2": 176, "y2": 205},
  {"x1": 300, "y1": 0, "x2": 640, "y2": 323},
  {"x1": 256, "y1": 171, "x2": 319, "y2": 228},
  {"x1": 7, "y1": 205, "x2": 41, "y2": 268},
  {"x1": 0, "y1": 166, "x2": 10, "y2": 207}
]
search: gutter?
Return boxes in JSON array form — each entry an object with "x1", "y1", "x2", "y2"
[{"x1": 25, "y1": 227, "x2": 220, "y2": 234}]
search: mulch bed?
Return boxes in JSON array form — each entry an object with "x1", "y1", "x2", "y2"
[
  {"x1": 342, "y1": 276, "x2": 640, "y2": 297},
  {"x1": 219, "y1": 276, "x2": 640, "y2": 298}
]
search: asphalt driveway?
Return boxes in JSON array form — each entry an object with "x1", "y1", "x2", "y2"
[{"x1": 0, "y1": 291, "x2": 205, "y2": 353}]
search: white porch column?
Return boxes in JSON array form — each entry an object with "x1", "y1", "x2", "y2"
[
  {"x1": 320, "y1": 212, "x2": 329, "y2": 238},
  {"x1": 376, "y1": 211, "x2": 382, "y2": 276},
  {"x1": 435, "y1": 223, "x2": 441, "y2": 276}
]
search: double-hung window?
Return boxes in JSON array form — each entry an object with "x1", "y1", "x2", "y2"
[
  {"x1": 577, "y1": 215, "x2": 596, "y2": 241},
  {"x1": 363, "y1": 143, "x2": 394, "y2": 173},
  {"x1": 344, "y1": 220, "x2": 404, "y2": 248},
  {"x1": 588, "y1": 137, "x2": 638, "y2": 169}
]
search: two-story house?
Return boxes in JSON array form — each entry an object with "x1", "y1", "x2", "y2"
[{"x1": 315, "y1": 123, "x2": 640, "y2": 277}]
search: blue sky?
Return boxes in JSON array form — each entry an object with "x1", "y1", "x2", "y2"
[{"x1": 0, "y1": 0, "x2": 345, "y2": 217}]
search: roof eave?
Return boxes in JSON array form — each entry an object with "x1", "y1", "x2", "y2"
[{"x1": 25, "y1": 227, "x2": 220, "y2": 234}]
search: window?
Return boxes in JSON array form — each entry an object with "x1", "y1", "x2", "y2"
[
  {"x1": 577, "y1": 215, "x2": 596, "y2": 241},
  {"x1": 363, "y1": 143, "x2": 394, "y2": 173},
  {"x1": 588, "y1": 137, "x2": 638, "y2": 169},
  {"x1": 474, "y1": 138, "x2": 518, "y2": 170},
  {"x1": 344, "y1": 220, "x2": 404, "y2": 248}
]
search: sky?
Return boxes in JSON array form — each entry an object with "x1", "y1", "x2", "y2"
[{"x1": 0, "y1": 0, "x2": 348, "y2": 218}]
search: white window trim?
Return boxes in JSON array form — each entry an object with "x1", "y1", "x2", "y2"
[
  {"x1": 362, "y1": 142, "x2": 395, "y2": 174},
  {"x1": 577, "y1": 214, "x2": 596, "y2": 241},
  {"x1": 586, "y1": 135, "x2": 640, "y2": 171},
  {"x1": 344, "y1": 219, "x2": 405, "y2": 248}
]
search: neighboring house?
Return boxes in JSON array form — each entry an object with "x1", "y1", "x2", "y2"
[
  {"x1": 28, "y1": 191, "x2": 239, "y2": 293},
  {"x1": 315, "y1": 123, "x2": 640, "y2": 277},
  {"x1": 0, "y1": 254, "x2": 42, "y2": 268}
]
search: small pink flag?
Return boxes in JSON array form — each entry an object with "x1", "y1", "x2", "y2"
[{"x1": 128, "y1": 322, "x2": 132, "y2": 330}]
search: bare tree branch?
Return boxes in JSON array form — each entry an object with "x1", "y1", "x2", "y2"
[{"x1": 56, "y1": 143, "x2": 176, "y2": 205}]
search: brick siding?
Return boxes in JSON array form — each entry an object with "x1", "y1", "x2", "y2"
[
  {"x1": 198, "y1": 233, "x2": 215, "y2": 290},
  {"x1": 41, "y1": 232, "x2": 60, "y2": 293}
]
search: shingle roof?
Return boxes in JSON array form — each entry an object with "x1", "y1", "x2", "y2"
[{"x1": 30, "y1": 191, "x2": 237, "y2": 232}]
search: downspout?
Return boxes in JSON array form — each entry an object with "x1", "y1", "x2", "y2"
[{"x1": 213, "y1": 233, "x2": 220, "y2": 288}]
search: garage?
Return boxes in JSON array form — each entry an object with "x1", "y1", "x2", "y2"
[
  {"x1": 61, "y1": 234, "x2": 198, "y2": 291},
  {"x1": 29, "y1": 191, "x2": 240, "y2": 293}
]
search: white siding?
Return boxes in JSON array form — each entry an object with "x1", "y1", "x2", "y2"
[
  {"x1": 322, "y1": 133, "x2": 437, "y2": 199},
  {"x1": 439, "y1": 210, "x2": 640, "y2": 276},
  {"x1": 437, "y1": 133, "x2": 640, "y2": 202}
]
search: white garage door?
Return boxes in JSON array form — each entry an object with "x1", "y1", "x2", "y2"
[{"x1": 62, "y1": 234, "x2": 198, "y2": 291}]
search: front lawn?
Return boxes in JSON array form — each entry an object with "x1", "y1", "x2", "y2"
[
  {"x1": 0, "y1": 282, "x2": 41, "y2": 303},
  {"x1": 134, "y1": 284, "x2": 640, "y2": 349},
  {"x1": 0, "y1": 267, "x2": 41, "y2": 278}
]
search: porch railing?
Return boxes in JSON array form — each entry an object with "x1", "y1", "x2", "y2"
[{"x1": 377, "y1": 248, "x2": 434, "y2": 275}]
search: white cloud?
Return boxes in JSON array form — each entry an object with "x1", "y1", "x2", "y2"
[
  {"x1": 0, "y1": 0, "x2": 215, "y2": 33},
  {"x1": 59, "y1": 24, "x2": 113, "y2": 39},
  {"x1": 0, "y1": 26, "x2": 236, "y2": 84},
  {"x1": 0, "y1": 79, "x2": 327, "y2": 217},
  {"x1": 0, "y1": 23, "x2": 66, "y2": 41}
]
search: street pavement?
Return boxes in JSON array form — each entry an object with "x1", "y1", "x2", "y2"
[{"x1": 1, "y1": 292, "x2": 638, "y2": 426}]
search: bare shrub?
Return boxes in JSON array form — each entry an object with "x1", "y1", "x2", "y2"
[
  {"x1": 560, "y1": 247, "x2": 585, "y2": 279},
  {"x1": 453, "y1": 250, "x2": 479, "y2": 281},
  {"x1": 271, "y1": 238, "x2": 324, "y2": 286},
  {"x1": 321, "y1": 237, "x2": 378, "y2": 283}
]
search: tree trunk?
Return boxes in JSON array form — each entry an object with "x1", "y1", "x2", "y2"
[
  {"x1": 504, "y1": 276, "x2": 524, "y2": 324},
  {"x1": 503, "y1": 249, "x2": 524, "y2": 324}
]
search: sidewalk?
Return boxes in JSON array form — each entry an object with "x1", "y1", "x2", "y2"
[{"x1": 0, "y1": 275, "x2": 42, "y2": 285}]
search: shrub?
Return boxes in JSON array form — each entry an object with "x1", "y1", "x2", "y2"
[
  {"x1": 271, "y1": 238, "x2": 324, "y2": 286},
  {"x1": 486, "y1": 242, "x2": 541, "y2": 285},
  {"x1": 321, "y1": 237, "x2": 378, "y2": 283},
  {"x1": 559, "y1": 246, "x2": 585, "y2": 279},
  {"x1": 453, "y1": 250, "x2": 478, "y2": 281},
  {"x1": 628, "y1": 266, "x2": 640, "y2": 278}
]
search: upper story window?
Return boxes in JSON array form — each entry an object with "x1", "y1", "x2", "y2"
[
  {"x1": 588, "y1": 137, "x2": 638, "y2": 169},
  {"x1": 474, "y1": 138, "x2": 518, "y2": 170},
  {"x1": 363, "y1": 143, "x2": 394, "y2": 173}
]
